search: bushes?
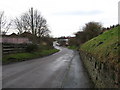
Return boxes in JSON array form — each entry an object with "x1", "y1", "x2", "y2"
[
  {"x1": 26, "y1": 44, "x2": 39, "y2": 52},
  {"x1": 74, "y1": 22, "x2": 102, "y2": 45}
]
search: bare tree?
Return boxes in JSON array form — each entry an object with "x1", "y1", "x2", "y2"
[
  {"x1": 14, "y1": 18, "x2": 24, "y2": 34},
  {"x1": 0, "y1": 11, "x2": 12, "y2": 35},
  {"x1": 39, "y1": 25, "x2": 50, "y2": 37},
  {"x1": 2, "y1": 20, "x2": 12, "y2": 35},
  {"x1": 14, "y1": 8, "x2": 50, "y2": 37},
  {"x1": 0, "y1": 11, "x2": 6, "y2": 34}
]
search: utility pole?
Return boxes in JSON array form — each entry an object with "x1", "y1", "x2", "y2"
[
  {"x1": 35, "y1": 11, "x2": 37, "y2": 36},
  {"x1": 31, "y1": 7, "x2": 34, "y2": 34}
]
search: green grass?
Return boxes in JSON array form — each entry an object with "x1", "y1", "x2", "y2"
[
  {"x1": 2, "y1": 49, "x2": 59, "y2": 64},
  {"x1": 68, "y1": 45, "x2": 78, "y2": 50},
  {"x1": 80, "y1": 26, "x2": 120, "y2": 66}
]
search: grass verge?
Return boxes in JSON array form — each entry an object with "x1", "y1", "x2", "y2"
[
  {"x1": 2, "y1": 49, "x2": 59, "y2": 64},
  {"x1": 68, "y1": 46, "x2": 78, "y2": 50}
]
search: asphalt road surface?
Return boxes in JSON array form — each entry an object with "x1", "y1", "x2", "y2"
[{"x1": 2, "y1": 46, "x2": 93, "y2": 88}]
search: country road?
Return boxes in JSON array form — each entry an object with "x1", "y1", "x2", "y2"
[{"x1": 2, "y1": 46, "x2": 93, "y2": 88}]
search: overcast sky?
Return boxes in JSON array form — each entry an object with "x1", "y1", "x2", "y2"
[{"x1": 0, "y1": 0, "x2": 119, "y2": 37}]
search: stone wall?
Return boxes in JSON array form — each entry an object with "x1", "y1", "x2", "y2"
[{"x1": 79, "y1": 50, "x2": 120, "y2": 88}]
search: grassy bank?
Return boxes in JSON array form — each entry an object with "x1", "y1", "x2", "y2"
[
  {"x1": 68, "y1": 45, "x2": 78, "y2": 50},
  {"x1": 3, "y1": 49, "x2": 59, "y2": 64},
  {"x1": 80, "y1": 26, "x2": 120, "y2": 88},
  {"x1": 80, "y1": 26, "x2": 120, "y2": 67}
]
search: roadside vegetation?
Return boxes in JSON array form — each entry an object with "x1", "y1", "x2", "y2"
[
  {"x1": 79, "y1": 25, "x2": 119, "y2": 88},
  {"x1": 3, "y1": 45, "x2": 59, "y2": 64},
  {"x1": 80, "y1": 26, "x2": 120, "y2": 67},
  {"x1": 67, "y1": 46, "x2": 78, "y2": 50},
  {"x1": 68, "y1": 22, "x2": 103, "y2": 48}
]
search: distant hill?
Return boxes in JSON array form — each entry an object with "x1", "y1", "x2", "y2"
[{"x1": 80, "y1": 26, "x2": 120, "y2": 67}]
